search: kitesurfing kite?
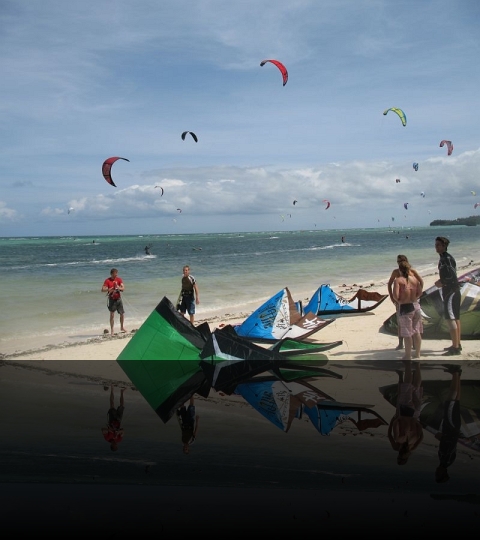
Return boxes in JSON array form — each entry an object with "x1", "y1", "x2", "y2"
[
  {"x1": 395, "y1": 178, "x2": 401, "y2": 183},
  {"x1": 260, "y1": 59, "x2": 288, "y2": 86},
  {"x1": 67, "y1": 207, "x2": 74, "y2": 214},
  {"x1": 404, "y1": 202, "x2": 409, "y2": 210},
  {"x1": 420, "y1": 191, "x2": 425, "y2": 198},
  {"x1": 155, "y1": 186, "x2": 164, "y2": 196},
  {"x1": 383, "y1": 107, "x2": 406, "y2": 126},
  {"x1": 293, "y1": 200, "x2": 297, "y2": 205},
  {"x1": 323, "y1": 199, "x2": 331, "y2": 210},
  {"x1": 102, "y1": 157, "x2": 130, "y2": 187},
  {"x1": 472, "y1": 191, "x2": 477, "y2": 196},
  {"x1": 475, "y1": 203, "x2": 480, "y2": 209},
  {"x1": 177, "y1": 208, "x2": 182, "y2": 213},
  {"x1": 413, "y1": 162, "x2": 419, "y2": 171},
  {"x1": 181, "y1": 131, "x2": 198, "y2": 143},
  {"x1": 439, "y1": 140, "x2": 453, "y2": 155}
]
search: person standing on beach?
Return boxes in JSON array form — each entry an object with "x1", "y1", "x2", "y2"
[
  {"x1": 178, "y1": 265, "x2": 199, "y2": 324},
  {"x1": 388, "y1": 255, "x2": 424, "y2": 351},
  {"x1": 101, "y1": 385, "x2": 126, "y2": 452},
  {"x1": 388, "y1": 361, "x2": 424, "y2": 465},
  {"x1": 176, "y1": 396, "x2": 199, "y2": 455},
  {"x1": 392, "y1": 260, "x2": 423, "y2": 360},
  {"x1": 101, "y1": 268, "x2": 126, "y2": 335},
  {"x1": 434, "y1": 237, "x2": 462, "y2": 356},
  {"x1": 434, "y1": 364, "x2": 462, "y2": 483}
]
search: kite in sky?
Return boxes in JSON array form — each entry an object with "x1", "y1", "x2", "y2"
[
  {"x1": 155, "y1": 186, "x2": 164, "y2": 196},
  {"x1": 383, "y1": 107, "x2": 406, "y2": 126},
  {"x1": 102, "y1": 157, "x2": 130, "y2": 187},
  {"x1": 260, "y1": 59, "x2": 288, "y2": 86},
  {"x1": 404, "y1": 202, "x2": 409, "y2": 210},
  {"x1": 420, "y1": 192, "x2": 425, "y2": 198},
  {"x1": 475, "y1": 203, "x2": 480, "y2": 210},
  {"x1": 413, "y1": 162, "x2": 419, "y2": 171},
  {"x1": 439, "y1": 140, "x2": 453, "y2": 155},
  {"x1": 395, "y1": 178, "x2": 401, "y2": 183},
  {"x1": 323, "y1": 199, "x2": 331, "y2": 210},
  {"x1": 181, "y1": 131, "x2": 198, "y2": 142}
]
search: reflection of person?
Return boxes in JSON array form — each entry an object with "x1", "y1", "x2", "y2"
[
  {"x1": 388, "y1": 255, "x2": 424, "y2": 351},
  {"x1": 434, "y1": 237, "x2": 461, "y2": 356},
  {"x1": 435, "y1": 364, "x2": 462, "y2": 483},
  {"x1": 393, "y1": 260, "x2": 423, "y2": 360},
  {"x1": 101, "y1": 386, "x2": 126, "y2": 452},
  {"x1": 388, "y1": 361, "x2": 424, "y2": 465},
  {"x1": 101, "y1": 268, "x2": 126, "y2": 335},
  {"x1": 179, "y1": 265, "x2": 199, "y2": 324},
  {"x1": 176, "y1": 396, "x2": 199, "y2": 454}
]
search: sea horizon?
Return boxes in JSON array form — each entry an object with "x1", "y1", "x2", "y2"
[{"x1": 1, "y1": 225, "x2": 479, "y2": 357}]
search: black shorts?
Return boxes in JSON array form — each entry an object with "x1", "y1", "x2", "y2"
[{"x1": 108, "y1": 297, "x2": 125, "y2": 314}]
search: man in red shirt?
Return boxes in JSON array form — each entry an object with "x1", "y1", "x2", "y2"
[
  {"x1": 102, "y1": 385, "x2": 126, "y2": 452},
  {"x1": 101, "y1": 268, "x2": 126, "y2": 335}
]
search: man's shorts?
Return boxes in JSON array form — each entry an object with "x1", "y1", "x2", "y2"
[
  {"x1": 180, "y1": 294, "x2": 195, "y2": 315},
  {"x1": 108, "y1": 406, "x2": 124, "y2": 426},
  {"x1": 443, "y1": 289, "x2": 461, "y2": 320},
  {"x1": 398, "y1": 306, "x2": 422, "y2": 337},
  {"x1": 108, "y1": 298, "x2": 125, "y2": 314}
]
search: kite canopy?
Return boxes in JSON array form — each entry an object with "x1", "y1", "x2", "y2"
[
  {"x1": 154, "y1": 186, "x2": 164, "y2": 196},
  {"x1": 102, "y1": 156, "x2": 130, "y2": 187},
  {"x1": 395, "y1": 178, "x2": 400, "y2": 183},
  {"x1": 413, "y1": 162, "x2": 419, "y2": 171},
  {"x1": 303, "y1": 284, "x2": 388, "y2": 316},
  {"x1": 439, "y1": 139, "x2": 453, "y2": 155},
  {"x1": 260, "y1": 59, "x2": 288, "y2": 86},
  {"x1": 323, "y1": 199, "x2": 331, "y2": 210},
  {"x1": 404, "y1": 202, "x2": 409, "y2": 210},
  {"x1": 383, "y1": 107, "x2": 407, "y2": 126},
  {"x1": 475, "y1": 203, "x2": 480, "y2": 209},
  {"x1": 181, "y1": 131, "x2": 198, "y2": 142}
]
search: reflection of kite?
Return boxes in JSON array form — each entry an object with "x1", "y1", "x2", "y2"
[
  {"x1": 395, "y1": 178, "x2": 400, "y2": 183},
  {"x1": 413, "y1": 162, "x2": 419, "y2": 171},
  {"x1": 323, "y1": 199, "x2": 331, "y2": 210},
  {"x1": 155, "y1": 186, "x2": 164, "y2": 196},
  {"x1": 260, "y1": 59, "x2": 288, "y2": 86},
  {"x1": 404, "y1": 202, "x2": 409, "y2": 210},
  {"x1": 475, "y1": 203, "x2": 480, "y2": 210},
  {"x1": 181, "y1": 131, "x2": 198, "y2": 143},
  {"x1": 383, "y1": 107, "x2": 406, "y2": 126},
  {"x1": 439, "y1": 140, "x2": 453, "y2": 155},
  {"x1": 102, "y1": 157, "x2": 130, "y2": 187}
]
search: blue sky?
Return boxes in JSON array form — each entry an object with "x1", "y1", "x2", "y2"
[{"x1": 1, "y1": 0, "x2": 480, "y2": 236}]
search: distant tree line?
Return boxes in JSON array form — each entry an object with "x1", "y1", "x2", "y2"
[{"x1": 430, "y1": 215, "x2": 480, "y2": 227}]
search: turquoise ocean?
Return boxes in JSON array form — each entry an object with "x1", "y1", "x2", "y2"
[{"x1": 1, "y1": 226, "x2": 479, "y2": 356}]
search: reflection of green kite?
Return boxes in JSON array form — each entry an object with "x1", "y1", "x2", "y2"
[
  {"x1": 380, "y1": 379, "x2": 480, "y2": 452},
  {"x1": 383, "y1": 107, "x2": 407, "y2": 126}
]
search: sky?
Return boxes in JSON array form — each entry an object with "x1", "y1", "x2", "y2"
[{"x1": 1, "y1": 0, "x2": 480, "y2": 237}]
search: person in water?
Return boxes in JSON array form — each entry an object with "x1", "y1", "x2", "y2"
[{"x1": 144, "y1": 245, "x2": 151, "y2": 255}]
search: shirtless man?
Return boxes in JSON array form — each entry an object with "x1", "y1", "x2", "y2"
[
  {"x1": 393, "y1": 260, "x2": 423, "y2": 360},
  {"x1": 388, "y1": 255, "x2": 424, "y2": 350}
]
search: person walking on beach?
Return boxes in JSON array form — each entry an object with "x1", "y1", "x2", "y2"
[
  {"x1": 178, "y1": 265, "x2": 200, "y2": 324},
  {"x1": 101, "y1": 268, "x2": 126, "y2": 335},
  {"x1": 388, "y1": 361, "x2": 424, "y2": 465},
  {"x1": 176, "y1": 396, "x2": 199, "y2": 455},
  {"x1": 434, "y1": 237, "x2": 462, "y2": 356},
  {"x1": 101, "y1": 385, "x2": 126, "y2": 452},
  {"x1": 392, "y1": 260, "x2": 423, "y2": 360},
  {"x1": 388, "y1": 255, "x2": 424, "y2": 351},
  {"x1": 433, "y1": 364, "x2": 462, "y2": 483}
]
